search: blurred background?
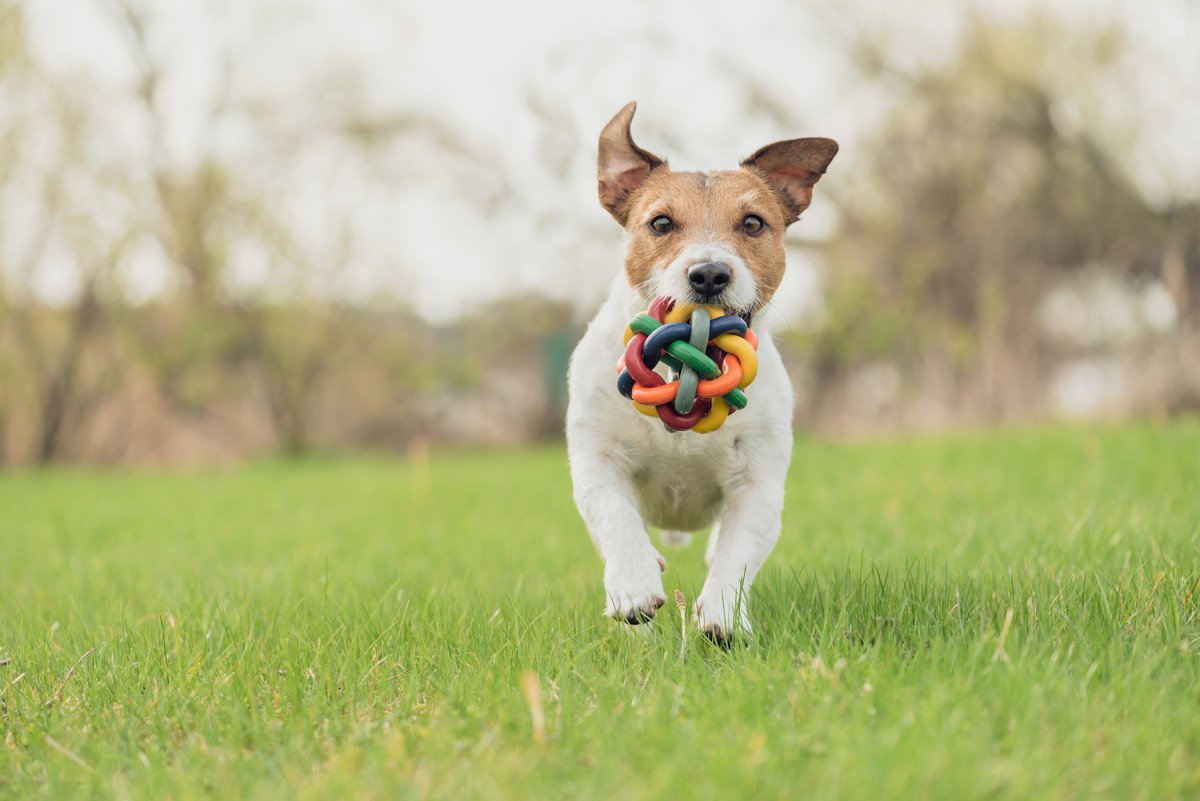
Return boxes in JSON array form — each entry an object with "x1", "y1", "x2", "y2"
[{"x1": 0, "y1": 0, "x2": 1197, "y2": 465}]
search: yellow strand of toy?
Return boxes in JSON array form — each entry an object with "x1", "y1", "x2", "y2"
[
  {"x1": 690, "y1": 396, "x2": 729, "y2": 434},
  {"x1": 713, "y1": 333, "x2": 758, "y2": 388}
]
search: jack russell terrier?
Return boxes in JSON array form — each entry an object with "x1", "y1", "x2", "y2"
[{"x1": 566, "y1": 102, "x2": 838, "y2": 646}]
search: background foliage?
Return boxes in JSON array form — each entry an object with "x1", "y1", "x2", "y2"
[{"x1": 1, "y1": 1, "x2": 1197, "y2": 464}]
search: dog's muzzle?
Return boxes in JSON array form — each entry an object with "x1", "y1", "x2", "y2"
[{"x1": 687, "y1": 262, "x2": 731, "y2": 301}]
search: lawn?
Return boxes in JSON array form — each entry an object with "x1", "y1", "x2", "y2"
[{"x1": 2, "y1": 420, "x2": 1199, "y2": 800}]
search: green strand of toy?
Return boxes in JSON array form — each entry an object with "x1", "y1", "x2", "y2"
[{"x1": 629, "y1": 315, "x2": 720, "y2": 378}]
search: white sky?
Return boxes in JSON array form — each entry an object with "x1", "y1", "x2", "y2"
[{"x1": 17, "y1": 0, "x2": 1200, "y2": 321}]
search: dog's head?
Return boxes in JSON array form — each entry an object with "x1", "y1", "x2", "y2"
[{"x1": 598, "y1": 101, "x2": 837, "y2": 316}]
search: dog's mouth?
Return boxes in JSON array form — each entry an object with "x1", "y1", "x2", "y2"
[
  {"x1": 661, "y1": 295, "x2": 753, "y2": 328},
  {"x1": 684, "y1": 287, "x2": 758, "y2": 323}
]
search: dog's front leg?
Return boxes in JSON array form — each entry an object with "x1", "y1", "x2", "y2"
[
  {"x1": 569, "y1": 438, "x2": 666, "y2": 624},
  {"x1": 695, "y1": 433, "x2": 791, "y2": 644}
]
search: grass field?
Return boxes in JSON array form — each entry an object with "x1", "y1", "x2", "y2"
[{"x1": 2, "y1": 420, "x2": 1199, "y2": 799}]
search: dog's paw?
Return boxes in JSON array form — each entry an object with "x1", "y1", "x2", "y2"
[
  {"x1": 604, "y1": 551, "x2": 667, "y2": 625},
  {"x1": 695, "y1": 587, "x2": 751, "y2": 648}
]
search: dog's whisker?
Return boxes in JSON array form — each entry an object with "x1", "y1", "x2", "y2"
[{"x1": 759, "y1": 299, "x2": 795, "y2": 332}]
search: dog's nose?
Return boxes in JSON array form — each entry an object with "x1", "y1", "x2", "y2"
[{"x1": 687, "y1": 262, "x2": 731, "y2": 297}]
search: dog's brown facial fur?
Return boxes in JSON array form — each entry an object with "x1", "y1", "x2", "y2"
[
  {"x1": 621, "y1": 169, "x2": 790, "y2": 305},
  {"x1": 598, "y1": 102, "x2": 837, "y2": 312}
]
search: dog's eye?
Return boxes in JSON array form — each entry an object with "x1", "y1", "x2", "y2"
[
  {"x1": 649, "y1": 215, "x2": 673, "y2": 235},
  {"x1": 742, "y1": 214, "x2": 766, "y2": 236}
]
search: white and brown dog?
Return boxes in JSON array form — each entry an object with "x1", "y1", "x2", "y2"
[{"x1": 566, "y1": 102, "x2": 837, "y2": 645}]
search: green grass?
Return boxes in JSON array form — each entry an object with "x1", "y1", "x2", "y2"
[{"x1": 2, "y1": 420, "x2": 1199, "y2": 800}]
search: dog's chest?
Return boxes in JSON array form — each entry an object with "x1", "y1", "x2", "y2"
[{"x1": 623, "y1": 430, "x2": 741, "y2": 531}]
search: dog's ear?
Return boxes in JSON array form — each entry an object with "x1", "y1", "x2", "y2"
[
  {"x1": 597, "y1": 101, "x2": 664, "y2": 225},
  {"x1": 741, "y1": 138, "x2": 838, "y2": 224}
]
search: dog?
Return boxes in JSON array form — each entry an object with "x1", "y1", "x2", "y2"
[{"x1": 566, "y1": 101, "x2": 838, "y2": 645}]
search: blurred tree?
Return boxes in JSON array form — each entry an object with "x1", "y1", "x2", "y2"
[
  {"x1": 110, "y1": 0, "x2": 480, "y2": 454},
  {"x1": 460, "y1": 295, "x2": 577, "y2": 439},
  {"x1": 0, "y1": 2, "x2": 134, "y2": 462},
  {"x1": 797, "y1": 15, "x2": 1200, "y2": 423}
]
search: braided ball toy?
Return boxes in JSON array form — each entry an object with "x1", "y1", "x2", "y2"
[{"x1": 616, "y1": 297, "x2": 759, "y2": 433}]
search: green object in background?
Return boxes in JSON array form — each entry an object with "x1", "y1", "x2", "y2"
[{"x1": 542, "y1": 325, "x2": 574, "y2": 417}]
